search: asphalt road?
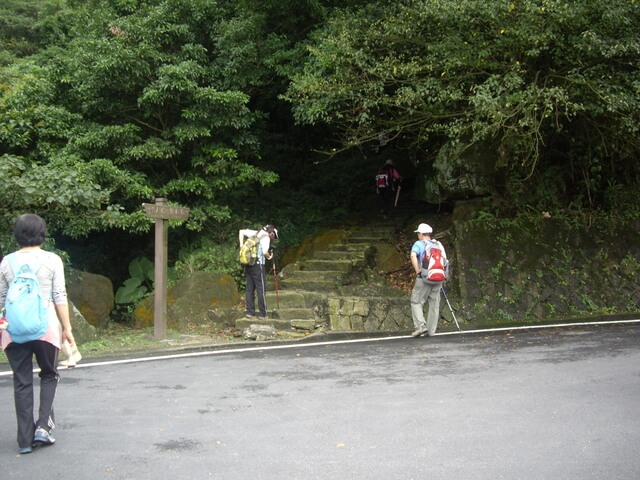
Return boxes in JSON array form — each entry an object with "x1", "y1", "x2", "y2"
[{"x1": 1, "y1": 321, "x2": 639, "y2": 479}]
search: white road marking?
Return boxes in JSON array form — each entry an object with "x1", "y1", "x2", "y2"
[{"x1": 1, "y1": 318, "x2": 639, "y2": 376}]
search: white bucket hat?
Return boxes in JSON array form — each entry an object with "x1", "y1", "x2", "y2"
[{"x1": 414, "y1": 223, "x2": 433, "y2": 234}]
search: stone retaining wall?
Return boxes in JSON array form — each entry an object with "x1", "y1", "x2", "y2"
[{"x1": 328, "y1": 296, "x2": 412, "y2": 333}]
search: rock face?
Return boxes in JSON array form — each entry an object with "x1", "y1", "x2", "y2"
[
  {"x1": 450, "y1": 217, "x2": 640, "y2": 326},
  {"x1": 133, "y1": 271, "x2": 240, "y2": 330},
  {"x1": 416, "y1": 140, "x2": 501, "y2": 204},
  {"x1": 66, "y1": 270, "x2": 115, "y2": 328}
]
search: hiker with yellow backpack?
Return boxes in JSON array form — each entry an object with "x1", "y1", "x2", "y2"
[{"x1": 238, "y1": 224, "x2": 278, "y2": 320}]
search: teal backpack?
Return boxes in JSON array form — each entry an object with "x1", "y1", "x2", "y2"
[{"x1": 5, "y1": 254, "x2": 49, "y2": 343}]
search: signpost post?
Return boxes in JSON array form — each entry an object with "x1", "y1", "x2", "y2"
[{"x1": 142, "y1": 198, "x2": 190, "y2": 339}]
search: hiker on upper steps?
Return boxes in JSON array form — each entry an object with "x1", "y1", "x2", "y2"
[{"x1": 375, "y1": 159, "x2": 402, "y2": 218}]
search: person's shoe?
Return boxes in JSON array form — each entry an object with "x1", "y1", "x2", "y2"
[
  {"x1": 60, "y1": 341, "x2": 82, "y2": 368},
  {"x1": 33, "y1": 427, "x2": 55, "y2": 446},
  {"x1": 244, "y1": 313, "x2": 256, "y2": 319},
  {"x1": 19, "y1": 446, "x2": 33, "y2": 455},
  {"x1": 258, "y1": 316, "x2": 267, "y2": 320},
  {"x1": 412, "y1": 328, "x2": 427, "y2": 337}
]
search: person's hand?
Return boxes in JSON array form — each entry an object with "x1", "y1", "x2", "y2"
[{"x1": 63, "y1": 329, "x2": 75, "y2": 347}]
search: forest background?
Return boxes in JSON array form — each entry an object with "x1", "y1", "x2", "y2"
[{"x1": 1, "y1": 0, "x2": 638, "y2": 324}]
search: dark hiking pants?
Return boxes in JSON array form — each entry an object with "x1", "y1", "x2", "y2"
[
  {"x1": 245, "y1": 263, "x2": 267, "y2": 317},
  {"x1": 5, "y1": 340, "x2": 59, "y2": 449}
]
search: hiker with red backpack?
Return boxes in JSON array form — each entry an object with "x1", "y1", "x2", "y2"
[
  {"x1": 409, "y1": 223, "x2": 448, "y2": 337},
  {"x1": 375, "y1": 159, "x2": 402, "y2": 218}
]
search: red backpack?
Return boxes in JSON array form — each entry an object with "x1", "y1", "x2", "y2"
[
  {"x1": 421, "y1": 240, "x2": 447, "y2": 284},
  {"x1": 376, "y1": 168, "x2": 390, "y2": 188}
]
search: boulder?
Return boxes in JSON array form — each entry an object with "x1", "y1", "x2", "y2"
[
  {"x1": 416, "y1": 139, "x2": 499, "y2": 203},
  {"x1": 372, "y1": 242, "x2": 406, "y2": 273},
  {"x1": 133, "y1": 271, "x2": 241, "y2": 330},
  {"x1": 66, "y1": 270, "x2": 114, "y2": 328},
  {"x1": 68, "y1": 302, "x2": 98, "y2": 344}
]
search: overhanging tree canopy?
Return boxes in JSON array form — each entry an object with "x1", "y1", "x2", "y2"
[{"x1": 284, "y1": 0, "x2": 640, "y2": 211}]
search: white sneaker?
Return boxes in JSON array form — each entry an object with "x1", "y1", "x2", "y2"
[
  {"x1": 33, "y1": 427, "x2": 55, "y2": 446},
  {"x1": 412, "y1": 328, "x2": 427, "y2": 337}
]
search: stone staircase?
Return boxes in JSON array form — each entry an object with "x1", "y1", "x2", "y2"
[
  {"x1": 235, "y1": 197, "x2": 452, "y2": 334},
  {"x1": 235, "y1": 225, "x2": 391, "y2": 333}
]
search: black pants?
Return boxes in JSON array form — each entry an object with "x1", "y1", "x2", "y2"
[
  {"x1": 378, "y1": 187, "x2": 394, "y2": 215},
  {"x1": 245, "y1": 263, "x2": 267, "y2": 317},
  {"x1": 5, "y1": 340, "x2": 59, "y2": 448}
]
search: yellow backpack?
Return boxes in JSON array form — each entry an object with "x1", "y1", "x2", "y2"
[{"x1": 239, "y1": 235, "x2": 259, "y2": 266}]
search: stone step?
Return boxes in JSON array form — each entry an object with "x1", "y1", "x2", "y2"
[
  {"x1": 299, "y1": 259, "x2": 353, "y2": 272},
  {"x1": 354, "y1": 226, "x2": 395, "y2": 234},
  {"x1": 348, "y1": 233, "x2": 394, "y2": 243},
  {"x1": 236, "y1": 317, "x2": 291, "y2": 330},
  {"x1": 279, "y1": 276, "x2": 339, "y2": 291},
  {"x1": 271, "y1": 307, "x2": 316, "y2": 321},
  {"x1": 235, "y1": 316, "x2": 320, "y2": 332},
  {"x1": 314, "y1": 250, "x2": 367, "y2": 261},
  {"x1": 327, "y1": 243, "x2": 373, "y2": 252},
  {"x1": 264, "y1": 289, "x2": 326, "y2": 308},
  {"x1": 284, "y1": 270, "x2": 344, "y2": 281},
  {"x1": 350, "y1": 226, "x2": 394, "y2": 236},
  {"x1": 264, "y1": 289, "x2": 305, "y2": 306},
  {"x1": 289, "y1": 319, "x2": 318, "y2": 331}
]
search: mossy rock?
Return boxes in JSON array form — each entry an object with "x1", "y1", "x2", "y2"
[{"x1": 133, "y1": 271, "x2": 241, "y2": 330}]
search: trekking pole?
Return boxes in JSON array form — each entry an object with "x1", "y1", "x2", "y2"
[
  {"x1": 394, "y1": 185, "x2": 401, "y2": 207},
  {"x1": 271, "y1": 251, "x2": 280, "y2": 310},
  {"x1": 440, "y1": 286, "x2": 461, "y2": 333}
]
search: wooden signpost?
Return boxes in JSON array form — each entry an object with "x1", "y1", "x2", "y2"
[{"x1": 142, "y1": 198, "x2": 190, "y2": 339}]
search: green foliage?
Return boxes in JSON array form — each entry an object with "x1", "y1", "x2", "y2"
[
  {"x1": 0, "y1": 57, "x2": 155, "y2": 244},
  {"x1": 174, "y1": 239, "x2": 244, "y2": 287},
  {"x1": 285, "y1": 0, "x2": 640, "y2": 213},
  {"x1": 48, "y1": 0, "x2": 278, "y2": 229},
  {"x1": 115, "y1": 256, "x2": 154, "y2": 304},
  {"x1": 0, "y1": 0, "x2": 77, "y2": 65},
  {"x1": 1, "y1": 0, "x2": 281, "y2": 247}
]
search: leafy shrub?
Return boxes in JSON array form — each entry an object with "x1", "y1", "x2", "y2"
[
  {"x1": 115, "y1": 257, "x2": 154, "y2": 305},
  {"x1": 174, "y1": 240, "x2": 244, "y2": 288}
]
